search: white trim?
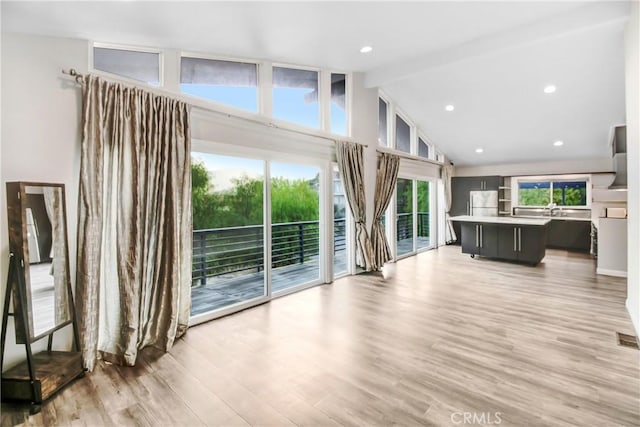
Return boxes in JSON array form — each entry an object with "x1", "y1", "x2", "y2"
[
  {"x1": 90, "y1": 41, "x2": 164, "y2": 87},
  {"x1": 180, "y1": 50, "x2": 261, "y2": 66},
  {"x1": 273, "y1": 279, "x2": 325, "y2": 299},
  {"x1": 597, "y1": 268, "x2": 628, "y2": 278},
  {"x1": 190, "y1": 295, "x2": 269, "y2": 326},
  {"x1": 378, "y1": 92, "x2": 392, "y2": 148},
  {"x1": 513, "y1": 174, "x2": 592, "y2": 208},
  {"x1": 265, "y1": 160, "x2": 273, "y2": 299}
]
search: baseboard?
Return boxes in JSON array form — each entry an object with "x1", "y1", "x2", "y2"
[
  {"x1": 626, "y1": 298, "x2": 640, "y2": 338},
  {"x1": 596, "y1": 268, "x2": 628, "y2": 278}
]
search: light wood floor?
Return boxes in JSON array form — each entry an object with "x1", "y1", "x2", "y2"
[{"x1": 3, "y1": 246, "x2": 639, "y2": 426}]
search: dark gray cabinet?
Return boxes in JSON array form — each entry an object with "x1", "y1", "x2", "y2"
[
  {"x1": 450, "y1": 175, "x2": 502, "y2": 244},
  {"x1": 460, "y1": 221, "x2": 548, "y2": 265},
  {"x1": 547, "y1": 220, "x2": 591, "y2": 252},
  {"x1": 461, "y1": 223, "x2": 498, "y2": 258},
  {"x1": 497, "y1": 224, "x2": 547, "y2": 264}
]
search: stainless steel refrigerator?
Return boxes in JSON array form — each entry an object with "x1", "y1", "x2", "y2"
[{"x1": 470, "y1": 191, "x2": 498, "y2": 217}]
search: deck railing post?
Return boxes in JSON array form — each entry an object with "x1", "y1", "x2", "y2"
[
  {"x1": 199, "y1": 232, "x2": 207, "y2": 286},
  {"x1": 298, "y1": 223, "x2": 305, "y2": 264},
  {"x1": 256, "y1": 227, "x2": 262, "y2": 273}
]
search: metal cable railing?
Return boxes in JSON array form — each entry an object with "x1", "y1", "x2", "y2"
[{"x1": 193, "y1": 218, "x2": 346, "y2": 286}]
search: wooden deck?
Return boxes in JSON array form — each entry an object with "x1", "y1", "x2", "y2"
[
  {"x1": 191, "y1": 251, "x2": 348, "y2": 316},
  {"x1": 190, "y1": 238, "x2": 431, "y2": 316}
]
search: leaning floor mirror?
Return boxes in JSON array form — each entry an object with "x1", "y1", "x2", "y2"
[{"x1": 1, "y1": 182, "x2": 84, "y2": 411}]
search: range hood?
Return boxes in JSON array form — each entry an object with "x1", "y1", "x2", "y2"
[{"x1": 609, "y1": 126, "x2": 627, "y2": 190}]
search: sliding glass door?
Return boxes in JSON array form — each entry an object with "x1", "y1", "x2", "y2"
[
  {"x1": 191, "y1": 150, "x2": 333, "y2": 321},
  {"x1": 394, "y1": 177, "x2": 435, "y2": 259},
  {"x1": 270, "y1": 162, "x2": 321, "y2": 294},
  {"x1": 191, "y1": 153, "x2": 266, "y2": 316},
  {"x1": 333, "y1": 164, "x2": 348, "y2": 276},
  {"x1": 417, "y1": 180, "x2": 431, "y2": 250},
  {"x1": 396, "y1": 178, "x2": 414, "y2": 257}
]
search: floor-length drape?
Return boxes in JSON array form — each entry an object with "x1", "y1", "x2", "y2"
[
  {"x1": 442, "y1": 164, "x2": 457, "y2": 243},
  {"x1": 335, "y1": 141, "x2": 374, "y2": 271},
  {"x1": 371, "y1": 152, "x2": 399, "y2": 270},
  {"x1": 76, "y1": 75, "x2": 192, "y2": 371}
]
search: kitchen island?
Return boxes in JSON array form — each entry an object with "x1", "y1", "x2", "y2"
[{"x1": 450, "y1": 215, "x2": 551, "y2": 265}]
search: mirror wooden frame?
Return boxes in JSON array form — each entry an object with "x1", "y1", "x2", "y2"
[
  {"x1": 1, "y1": 182, "x2": 84, "y2": 411},
  {"x1": 7, "y1": 182, "x2": 74, "y2": 342}
]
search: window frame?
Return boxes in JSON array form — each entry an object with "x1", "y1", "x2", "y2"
[
  {"x1": 378, "y1": 90, "x2": 445, "y2": 162},
  {"x1": 271, "y1": 62, "x2": 323, "y2": 131},
  {"x1": 179, "y1": 51, "x2": 262, "y2": 115},
  {"x1": 393, "y1": 108, "x2": 414, "y2": 155},
  {"x1": 417, "y1": 133, "x2": 433, "y2": 160},
  {"x1": 328, "y1": 71, "x2": 351, "y2": 137},
  {"x1": 513, "y1": 174, "x2": 591, "y2": 208},
  {"x1": 378, "y1": 93, "x2": 392, "y2": 147},
  {"x1": 90, "y1": 41, "x2": 164, "y2": 87}
]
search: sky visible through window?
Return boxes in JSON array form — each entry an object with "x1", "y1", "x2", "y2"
[
  {"x1": 273, "y1": 87, "x2": 319, "y2": 128},
  {"x1": 182, "y1": 85, "x2": 345, "y2": 133}
]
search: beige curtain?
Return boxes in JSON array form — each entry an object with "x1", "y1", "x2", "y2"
[
  {"x1": 442, "y1": 164, "x2": 457, "y2": 243},
  {"x1": 335, "y1": 141, "x2": 374, "y2": 271},
  {"x1": 371, "y1": 152, "x2": 399, "y2": 270},
  {"x1": 76, "y1": 75, "x2": 192, "y2": 371}
]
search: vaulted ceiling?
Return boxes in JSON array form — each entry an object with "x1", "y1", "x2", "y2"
[{"x1": 2, "y1": 1, "x2": 630, "y2": 166}]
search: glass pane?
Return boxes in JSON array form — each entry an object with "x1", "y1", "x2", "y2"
[
  {"x1": 271, "y1": 162, "x2": 320, "y2": 292},
  {"x1": 418, "y1": 137, "x2": 429, "y2": 159},
  {"x1": 518, "y1": 181, "x2": 551, "y2": 206},
  {"x1": 417, "y1": 181, "x2": 431, "y2": 250},
  {"x1": 331, "y1": 73, "x2": 347, "y2": 135},
  {"x1": 273, "y1": 67, "x2": 319, "y2": 128},
  {"x1": 553, "y1": 181, "x2": 587, "y2": 206},
  {"x1": 333, "y1": 165, "x2": 348, "y2": 276},
  {"x1": 191, "y1": 153, "x2": 265, "y2": 316},
  {"x1": 396, "y1": 178, "x2": 414, "y2": 256},
  {"x1": 93, "y1": 47, "x2": 160, "y2": 85},
  {"x1": 180, "y1": 57, "x2": 258, "y2": 112},
  {"x1": 396, "y1": 115, "x2": 411, "y2": 153},
  {"x1": 378, "y1": 98, "x2": 388, "y2": 146}
]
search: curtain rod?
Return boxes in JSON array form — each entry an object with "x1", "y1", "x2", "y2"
[
  {"x1": 61, "y1": 68, "x2": 368, "y2": 148},
  {"x1": 376, "y1": 146, "x2": 443, "y2": 167}
]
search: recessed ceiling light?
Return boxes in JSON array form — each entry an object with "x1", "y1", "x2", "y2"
[
  {"x1": 445, "y1": 105, "x2": 455, "y2": 112},
  {"x1": 475, "y1": 148, "x2": 484, "y2": 153},
  {"x1": 544, "y1": 85, "x2": 557, "y2": 94},
  {"x1": 553, "y1": 140, "x2": 564, "y2": 146},
  {"x1": 360, "y1": 46, "x2": 373, "y2": 54}
]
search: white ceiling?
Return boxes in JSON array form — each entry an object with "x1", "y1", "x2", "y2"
[{"x1": 1, "y1": 1, "x2": 630, "y2": 166}]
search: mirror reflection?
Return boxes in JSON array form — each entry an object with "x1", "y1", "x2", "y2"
[{"x1": 24, "y1": 185, "x2": 71, "y2": 338}]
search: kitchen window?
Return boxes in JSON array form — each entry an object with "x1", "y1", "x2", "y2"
[{"x1": 517, "y1": 178, "x2": 589, "y2": 207}]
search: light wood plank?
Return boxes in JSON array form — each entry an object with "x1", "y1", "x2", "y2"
[{"x1": 3, "y1": 247, "x2": 638, "y2": 426}]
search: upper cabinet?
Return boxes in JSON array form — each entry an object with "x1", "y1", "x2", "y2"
[{"x1": 451, "y1": 176, "x2": 502, "y2": 215}]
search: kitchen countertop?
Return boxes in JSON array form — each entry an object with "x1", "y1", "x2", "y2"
[
  {"x1": 450, "y1": 215, "x2": 551, "y2": 226},
  {"x1": 514, "y1": 215, "x2": 592, "y2": 222}
]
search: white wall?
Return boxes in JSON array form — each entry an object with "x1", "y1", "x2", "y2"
[
  {"x1": 624, "y1": 2, "x2": 639, "y2": 335},
  {"x1": 350, "y1": 72, "x2": 379, "y2": 233},
  {"x1": 1, "y1": 33, "x2": 87, "y2": 369},
  {"x1": 454, "y1": 157, "x2": 613, "y2": 177}
]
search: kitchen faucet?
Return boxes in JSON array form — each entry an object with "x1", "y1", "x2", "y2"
[{"x1": 546, "y1": 202, "x2": 560, "y2": 216}]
